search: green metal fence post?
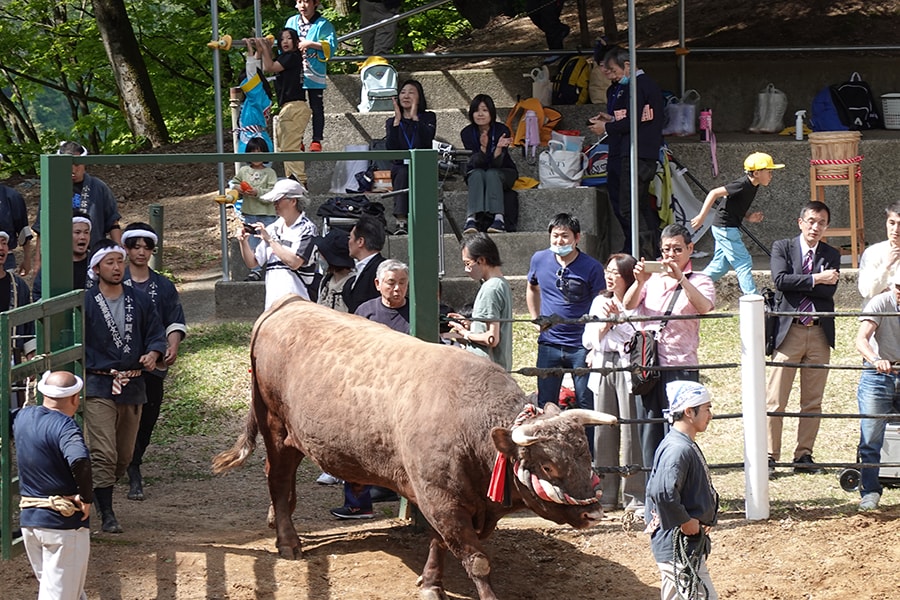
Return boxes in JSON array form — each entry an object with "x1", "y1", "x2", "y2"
[{"x1": 407, "y1": 148, "x2": 439, "y2": 342}]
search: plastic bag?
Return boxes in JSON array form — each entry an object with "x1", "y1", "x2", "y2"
[{"x1": 662, "y1": 89, "x2": 700, "y2": 136}]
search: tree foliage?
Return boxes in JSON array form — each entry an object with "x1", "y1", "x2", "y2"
[{"x1": 0, "y1": 0, "x2": 474, "y2": 174}]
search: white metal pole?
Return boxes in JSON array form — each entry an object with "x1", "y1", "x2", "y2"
[{"x1": 740, "y1": 294, "x2": 769, "y2": 520}]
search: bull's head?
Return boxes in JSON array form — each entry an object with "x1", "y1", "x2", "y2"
[{"x1": 491, "y1": 403, "x2": 617, "y2": 528}]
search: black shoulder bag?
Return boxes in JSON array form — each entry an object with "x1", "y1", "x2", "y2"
[{"x1": 624, "y1": 280, "x2": 685, "y2": 395}]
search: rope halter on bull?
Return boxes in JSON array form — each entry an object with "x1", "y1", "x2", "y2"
[{"x1": 487, "y1": 404, "x2": 617, "y2": 507}]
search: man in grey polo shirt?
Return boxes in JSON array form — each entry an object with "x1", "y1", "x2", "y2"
[{"x1": 854, "y1": 272, "x2": 900, "y2": 511}]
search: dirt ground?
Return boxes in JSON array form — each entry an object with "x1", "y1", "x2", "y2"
[
  {"x1": 4, "y1": 3, "x2": 900, "y2": 598},
  {"x1": 3, "y1": 452, "x2": 899, "y2": 599}
]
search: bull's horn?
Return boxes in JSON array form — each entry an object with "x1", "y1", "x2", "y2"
[
  {"x1": 562, "y1": 409, "x2": 618, "y2": 426},
  {"x1": 511, "y1": 423, "x2": 546, "y2": 446}
]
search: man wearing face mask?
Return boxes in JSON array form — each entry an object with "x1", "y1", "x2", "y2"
[{"x1": 526, "y1": 214, "x2": 606, "y2": 426}]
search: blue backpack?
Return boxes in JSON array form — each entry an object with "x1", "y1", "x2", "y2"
[{"x1": 809, "y1": 86, "x2": 847, "y2": 132}]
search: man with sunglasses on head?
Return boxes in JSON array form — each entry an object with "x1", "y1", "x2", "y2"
[
  {"x1": 624, "y1": 223, "x2": 716, "y2": 478},
  {"x1": 526, "y1": 214, "x2": 606, "y2": 434}
]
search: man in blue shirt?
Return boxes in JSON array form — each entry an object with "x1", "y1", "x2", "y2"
[
  {"x1": 14, "y1": 370, "x2": 93, "y2": 600},
  {"x1": 526, "y1": 214, "x2": 606, "y2": 440}
]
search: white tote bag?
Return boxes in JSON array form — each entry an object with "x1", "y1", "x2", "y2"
[{"x1": 539, "y1": 140, "x2": 585, "y2": 189}]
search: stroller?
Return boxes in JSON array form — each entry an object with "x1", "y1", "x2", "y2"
[{"x1": 357, "y1": 56, "x2": 398, "y2": 113}]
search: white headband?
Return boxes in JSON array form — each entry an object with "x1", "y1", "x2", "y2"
[
  {"x1": 72, "y1": 216, "x2": 92, "y2": 230},
  {"x1": 37, "y1": 370, "x2": 83, "y2": 399},
  {"x1": 87, "y1": 246, "x2": 126, "y2": 280},
  {"x1": 121, "y1": 229, "x2": 158, "y2": 246}
]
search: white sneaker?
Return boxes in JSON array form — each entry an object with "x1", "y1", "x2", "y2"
[
  {"x1": 859, "y1": 492, "x2": 881, "y2": 511},
  {"x1": 316, "y1": 472, "x2": 343, "y2": 485}
]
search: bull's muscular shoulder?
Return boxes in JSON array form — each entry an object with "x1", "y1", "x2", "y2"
[{"x1": 252, "y1": 297, "x2": 522, "y2": 409}]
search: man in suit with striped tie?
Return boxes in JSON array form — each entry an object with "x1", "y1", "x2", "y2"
[{"x1": 766, "y1": 201, "x2": 841, "y2": 478}]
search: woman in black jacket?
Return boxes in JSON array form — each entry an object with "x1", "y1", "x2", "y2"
[
  {"x1": 459, "y1": 94, "x2": 517, "y2": 233},
  {"x1": 385, "y1": 79, "x2": 436, "y2": 235}
]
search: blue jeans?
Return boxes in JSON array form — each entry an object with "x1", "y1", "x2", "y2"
[
  {"x1": 536, "y1": 342, "x2": 594, "y2": 454},
  {"x1": 702, "y1": 226, "x2": 757, "y2": 294},
  {"x1": 856, "y1": 367, "x2": 900, "y2": 496},
  {"x1": 343, "y1": 482, "x2": 372, "y2": 510}
]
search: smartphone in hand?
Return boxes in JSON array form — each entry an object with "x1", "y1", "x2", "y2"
[
  {"x1": 243, "y1": 223, "x2": 258, "y2": 235},
  {"x1": 643, "y1": 261, "x2": 667, "y2": 274}
]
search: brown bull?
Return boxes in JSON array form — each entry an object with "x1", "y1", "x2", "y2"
[{"x1": 213, "y1": 296, "x2": 616, "y2": 600}]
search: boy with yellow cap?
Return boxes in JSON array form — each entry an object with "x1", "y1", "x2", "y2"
[{"x1": 690, "y1": 152, "x2": 785, "y2": 295}]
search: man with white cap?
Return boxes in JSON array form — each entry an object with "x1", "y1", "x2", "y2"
[
  {"x1": 853, "y1": 271, "x2": 900, "y2": 511},
  {"x1": 32, "y1": 210, "x2": 93, "y2": 301},
  {"x1": 120, "y1": 222, "x2": 187, "y2": 501},
  {"x1": 83, "y1": 239, "x2": 166, "y2": 532},
  {"x1": 645, "y1": 380, "x2": 719, "y2": 600},
  {"x1": 14, "y1": 370, "x2": 92, "y2": 600},
  {"x1": 237, "y1": 178, "x2": 318, "y2": 310},
  {"x1": 0, "y1": 228, "x2": 36, "y2": 407}
]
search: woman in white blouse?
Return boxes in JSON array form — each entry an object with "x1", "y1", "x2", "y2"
[{"x1": 583, "y1": 253, "x2": 645, "y2": 514}]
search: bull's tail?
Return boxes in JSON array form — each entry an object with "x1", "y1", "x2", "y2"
[{"x1": 212, "y1": 405, "x2": 259, "y2": 473}]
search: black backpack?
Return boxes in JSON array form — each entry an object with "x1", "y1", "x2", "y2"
[
  {"x1": 316, "y1": 196, "x2": 387, "y2": 228},
  {"x1": 551, "y1": 56, "x2": 591, "y2": 105},
  {"x1": 830, "y1": 72, "x2": 882, "y2": 130}
]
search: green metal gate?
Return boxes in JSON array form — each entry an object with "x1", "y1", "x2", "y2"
[{"x1": 0, "y1": 290, "x2": 84, "y2": 559}]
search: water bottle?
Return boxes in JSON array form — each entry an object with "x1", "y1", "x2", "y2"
[
  {"x1": 795, "y1": 110, "x2": 806, "y2": 141},
  {"x1": 524, "y1": 110, "x2": 539, "y2": 159}
]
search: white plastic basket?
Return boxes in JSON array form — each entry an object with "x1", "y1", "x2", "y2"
[{"x1": 882, "y1": 93, "x2": 900, "y2": 130}]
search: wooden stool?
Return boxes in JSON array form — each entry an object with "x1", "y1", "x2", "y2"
[{"x1": 809, "y1": 158, "x2": 864, "y2": 268}]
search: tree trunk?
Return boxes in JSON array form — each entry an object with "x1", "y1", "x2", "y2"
[
  {"x1": 91, "y1": 0, "x2": 169, "y2": 147},
  {"x1": 600, "y1": 0, "x2": 618, "y2": 43}
]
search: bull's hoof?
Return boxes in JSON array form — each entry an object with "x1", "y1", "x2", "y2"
[
  {"x1": 417, "y1": 586, "x2": 448, "y2": 600},
  {"x1": 276, "y1": 544, "x2": 302, "y2": 560}
]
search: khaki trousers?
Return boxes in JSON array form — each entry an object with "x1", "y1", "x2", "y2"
[
  {"x1": 83, "y1": 397, "x2": 142, "y2": 488},
  {"x1": 765, "y1": 323, "x2": 831, "y2": 461},
  {"x1": 657, "y1": 558, "x2": 718, "y2": 600},
  {"x1": 274, "y1": 100, "x2": 311, "y2": 184}
]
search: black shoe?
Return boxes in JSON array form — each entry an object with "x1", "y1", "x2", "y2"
[
  {"x1": 768, "y1": 456, "x2": 776, "y2": 479},
  {"x1": 793, "y1": 454, "x2": 824, "y2": 474},
  {"x1": 127, "y1": 464, "x2": 144, "y2": 501},
  {"x1": 94, "y1": 486, "x2": 124, "y2": 533},
  {"x1": 330, "y1": 506, "x2": 374, "y2": 520}
]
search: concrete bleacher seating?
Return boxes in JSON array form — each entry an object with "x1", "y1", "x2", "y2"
[{"x1": 215, "y1": 57, "x2": 900, "y2": 319}]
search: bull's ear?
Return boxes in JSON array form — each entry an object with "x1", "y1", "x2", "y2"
[{"x1": 491, "y1": 427, "x2": 516, "y2": 455}]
